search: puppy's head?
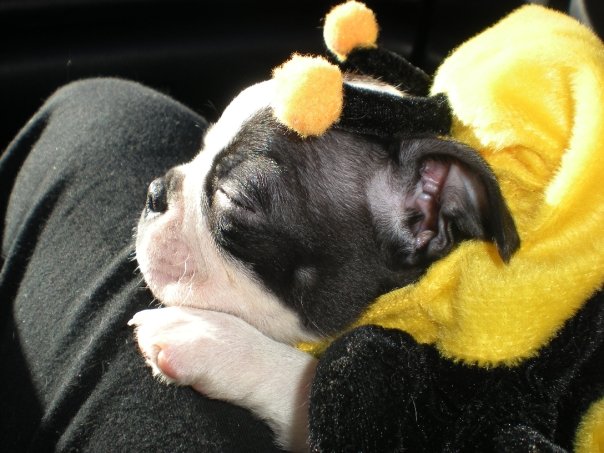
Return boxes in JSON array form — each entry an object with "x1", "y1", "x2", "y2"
[{"x1": 136, "y1": 80, "x2": 519, "y2": 344}]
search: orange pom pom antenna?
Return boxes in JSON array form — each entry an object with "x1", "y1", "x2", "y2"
[
  {"x1": 323, "y1": 1, "x2": 379, "y2": 61},
  {"x1": 272, "y1": 54, "x2": 344, "y2": 137}
]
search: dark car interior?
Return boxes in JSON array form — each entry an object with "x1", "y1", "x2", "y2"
[{"x1": 1, "y1": 0, "x2": 602, "y2": 153}]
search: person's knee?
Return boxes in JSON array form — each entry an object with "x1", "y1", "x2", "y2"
[
  {"x1": 41, "y1": 78, "x2": 206, "y2": 168},
  {"x1": 46, "y1": 78, "x2": 180, "y2": 131},
  {"x1": 6, "y1": 78, "x2": 206, "y2": 213},
  {"x1": 48, "y1": 77, "x2": 205, "y2": 131},
  {"x1": 48, "y1": 78, "x2": 157, "y2": 111}
]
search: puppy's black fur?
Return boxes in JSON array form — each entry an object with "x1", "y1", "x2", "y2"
[{"x1": 201, "y1": 110, "x2": 519, "y2": 335}]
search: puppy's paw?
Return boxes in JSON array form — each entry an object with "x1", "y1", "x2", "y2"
[
  {"x1": 129, "y1": 307, "x2": 236, "y2": 387},
  {"x1": 129, "y1": 307, "x2": 277, "y2": 394},
  {"x1": 129, "y1": 307, "x2": 316, "y2": 451},
  {"x1": 128, "y1": 307, "x2": 196, "y2": 384}
]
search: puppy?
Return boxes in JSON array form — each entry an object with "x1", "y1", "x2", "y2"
[{"x1": 129, "y1": 78, "x2": 519, "y2": 451}]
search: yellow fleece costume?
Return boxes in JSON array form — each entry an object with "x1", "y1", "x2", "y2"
[
  {"x1": 358, "y1": 4, "x2": 604, "y2": 366},
  {"x1": 271, "y1": 2, "x2": 604, "y2": 451}
]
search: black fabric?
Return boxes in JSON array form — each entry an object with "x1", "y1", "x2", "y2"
[
  {"x1": 339, "y1": 47, "x2": 431, "y2": 96},
  {"x1": 309, "y1": 290, "x2": 604, "y2": 452},
  {"x1": 338, "y1": 87, "x2": 451, "y2": 139},
  {"x1": 330, "y1": 45, "x2": 452, "y2": 140},
  {"x1": 0, "y1": 78, "x2": 281, "y2": 452}
]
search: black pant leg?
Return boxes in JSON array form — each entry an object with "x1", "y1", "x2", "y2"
[{"x1": 0, "y1": 78, "x2": 281, "y2": 452}]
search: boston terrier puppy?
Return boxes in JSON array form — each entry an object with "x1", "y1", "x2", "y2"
[{"x1": 129, "y1": 78, "x2": 519, "y2": 451}]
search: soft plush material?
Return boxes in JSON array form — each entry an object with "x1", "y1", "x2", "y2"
[
  {"x1": 354, "y1": 3, "x2": 604, "y2": 368},
  {"x1": 277, "y1": 2, "x2": 604, "y2": 451},
  {"x1": 322, "y1": 0, "x2": 378, "y2": 62},
  {"x1": 271, "y1": 52, "x2": 451, "y2": 139},
  {"x1": 271, "y1": 2, "x2": 451, "y2": 140}
]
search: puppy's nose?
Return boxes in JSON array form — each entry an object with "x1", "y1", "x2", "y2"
[{"x1": 146, "y1": 177, "x2": 168, "y2": 214}]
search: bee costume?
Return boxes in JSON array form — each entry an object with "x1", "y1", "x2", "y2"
[{"x1": 271, "y1": 2, "x2": 604, "y2": 451}]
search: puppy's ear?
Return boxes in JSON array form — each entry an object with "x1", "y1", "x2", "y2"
[{"x1": 368, "y1": 138, "x2": 520, "y2": 269}]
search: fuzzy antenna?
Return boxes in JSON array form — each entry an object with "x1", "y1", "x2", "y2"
[{"x1": 323, "y1": 1, "x2": 431, "y2": 96}]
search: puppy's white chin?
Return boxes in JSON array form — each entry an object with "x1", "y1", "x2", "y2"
[
  {"x1": 139, "y1": 267, "x2": 198, "y2": 306},
  {"x1": 136, "y1": 206, "x2": 205, "y2": 304},
  {"x1": 136, "y1": 218, "x2": 316, "y2": 344}
]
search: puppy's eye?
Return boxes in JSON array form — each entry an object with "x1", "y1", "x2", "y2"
[{"x1": 214, "y1": 185, "x2": 256, "y2": 213}]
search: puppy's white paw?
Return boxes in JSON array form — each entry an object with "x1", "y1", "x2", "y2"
[
  {"x1": 129, "y1": 307, "x2": 250, "y2": 390},
  {"x1": 128, "y1": 306, "x2": 316, "y2": 452}
]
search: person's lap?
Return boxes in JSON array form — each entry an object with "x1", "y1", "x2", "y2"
[{"x1": 0, "y1": 78, "x2": 280, "y2": 452}]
